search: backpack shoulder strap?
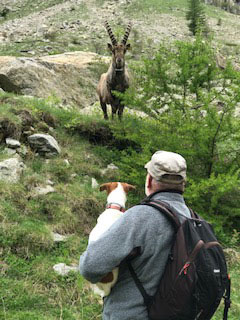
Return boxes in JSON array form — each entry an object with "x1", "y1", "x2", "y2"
[
  {"x1": 140, "y1": 199, "x2": 181, "y2": 231},
  {"x1": 126, "y1": 260, "x2": 153, "y2": 308},
  {"x1": 128, "y1": 199, "x2": 182, "y2": 308},
  {"x1": 188, "y1": 207, "x2": 201, "y2": 219}
]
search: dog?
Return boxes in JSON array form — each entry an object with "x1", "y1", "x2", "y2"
[{"x1": 89, "y1": 182, "x2": 135, "y2": 297}]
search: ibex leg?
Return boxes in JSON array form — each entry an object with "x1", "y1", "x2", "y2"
[
  {"x1": 111, "y1": 104, "x2": 118, "y2": 120},
  {"x1": 118, "y1": 105, "x2": 124, "y2": 121},
  {"x1": 100, "y1": 99, "x2": 108, "y2": 120}
]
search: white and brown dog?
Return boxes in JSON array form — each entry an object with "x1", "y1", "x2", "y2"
[{"x1": 89, "y1": 182, "x2": 135, "y2": 297}]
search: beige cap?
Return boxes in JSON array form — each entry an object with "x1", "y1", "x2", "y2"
[{"x1": 144, "y1": 151, "x2": 187, "y2": 184}]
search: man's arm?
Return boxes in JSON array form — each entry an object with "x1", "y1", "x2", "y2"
[{"x1": 79, "y1": 207, "x2": 143, "y2": 283}]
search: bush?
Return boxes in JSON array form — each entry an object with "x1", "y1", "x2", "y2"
[
  {"x1": 186, "y1": 0, "x2": 208, "y2": 36},
  {"x1": 111, "y1": 36, "x2": 240, "y2": 244}
]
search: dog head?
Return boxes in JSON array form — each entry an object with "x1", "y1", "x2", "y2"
[
  {"x1": 100, "y1": 182, "x2": 136, "y2": 195},
  {"x1": 100, "y1": 182, "x2": 135, "y2": 210}
]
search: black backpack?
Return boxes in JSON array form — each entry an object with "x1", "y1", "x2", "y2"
[{"x1": 127, "y1": 198, "x2": 231, "y2": 320}]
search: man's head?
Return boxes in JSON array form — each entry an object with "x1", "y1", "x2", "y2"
[{"x1": 144, "y1": 151, "x2": 187, "y2": 196}]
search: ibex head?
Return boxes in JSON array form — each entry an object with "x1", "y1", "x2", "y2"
[{"x1": 104, "y1": 21, "x2": 132, "y2": 71}]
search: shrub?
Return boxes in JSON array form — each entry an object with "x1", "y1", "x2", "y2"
[
  {"x1": 186, "y1": 0, "x2": 208, "y2": 36},
  {"x1": 112, "y1": 36, "x2": 240, "y2": 244}
]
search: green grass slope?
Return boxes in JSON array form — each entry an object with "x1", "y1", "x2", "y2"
[{"x1": 0, "y1": 92, "x2": 239, "y2": 319}]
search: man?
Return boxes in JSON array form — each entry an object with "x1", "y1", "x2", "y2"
[{"x1": 79, "y1": 150, "x2": 191, "y2": 320}]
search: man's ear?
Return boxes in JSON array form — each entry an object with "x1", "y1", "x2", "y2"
[
  {"x1": 107, "y1": 43, "x2": 113, "y2": 51},
  {"x1": 146, "y1": 174, "x2": 153, "y2": 189}
]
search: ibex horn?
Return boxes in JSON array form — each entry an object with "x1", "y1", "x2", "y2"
[
  {"x1": 104, "y1": 21, "x2": 117, "y2": 46},
  {"x1": 122, "y1": 22, "x2": 132, "y2": 45}
]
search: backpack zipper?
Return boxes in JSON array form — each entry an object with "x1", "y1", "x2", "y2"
[{"x1": 179, "y1": 240, "x2": 204, "y2": 276}]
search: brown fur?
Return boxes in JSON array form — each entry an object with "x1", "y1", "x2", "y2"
[
  {"x1": 97, "y1": 22, "x2": 132, "y2": 120},
  {"x1": 99, "y1": 182, "x2": 135, "y2": 195}
]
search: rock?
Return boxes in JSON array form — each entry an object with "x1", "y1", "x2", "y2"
[
  {"x1": 32, "y1": 185, "x2": 55, "y2": 197},
  {"x1": 5, "y1": 138, "x2": 21, "y2": 149},
  {"x1": 100, "y1": 163, "x2": 119, "y2": 176},
  {"x1": 53, "y1": 263, "x2": 78, "y2": 276},
  {"x1": 51, "y1": 232, "x2": 69, "y2": 242},
  {"x1": 0, "y1": 52, "x2": 99, "y2": 107},
  {"x1": 64, "y1": 159, "x2": 70, "y2": 166},
  {"x1": 46, "y1": 179, "x2": 54, "y2": 186},
  {"x1": 91, "y1": 177, "x2": 99, "y2": 189},
  {"x1": 4, "y1": 147, "x2": 16, "y2": 155},
  {"x1": 28, "y1": 133, "x2": 61, "y2": 157},
  {"x1": 0, "y1": 157, "x2": 25, "y2": 183}
]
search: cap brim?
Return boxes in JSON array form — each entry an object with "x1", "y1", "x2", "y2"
[{"x1": 144, "y1": 161, "x2": 151, "y2": 169}]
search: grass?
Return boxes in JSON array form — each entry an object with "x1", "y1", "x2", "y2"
[
  {"x1": 212, "y1": 264, "x2": 240, "y2": 320},
  {"x1": 126, "y1": 0, "x2": 188, "y2": 16},
  {"x1": 0, "y1": 92, "x2": 239, "y2": 319},
  {"x1": 0, "y1": 93, "x2": 106, "y2": 319},
  {"x1": 0, "y1": 1, "x2": 240, "y2": 317}
]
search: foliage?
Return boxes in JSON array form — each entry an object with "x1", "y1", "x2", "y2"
[
  {"x1": 113, "y1": 36, "x2": 240, "y2": 243},
  {"x1": 186, "y1": 0, "x2": 208, "y2": 35},
  {"x1": 0, "y1": 87, "x2": 239, "y2": 319}
]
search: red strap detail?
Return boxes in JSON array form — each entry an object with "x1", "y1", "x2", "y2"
[
  {"x1": 179, "y1": 262, "x2": 191, "y2": 276},
  {"x1": 183, "y1": 263, "x2": 190, "y2": 275}
]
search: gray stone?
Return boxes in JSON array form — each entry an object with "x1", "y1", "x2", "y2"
[
  {"x1": 46, "y1": 179, "x2": 54, "y2": 186},
  {"x1": 53, "y1": 263, "x2": 78, "y2": 276},
  {"x1": 0, "y1": 52, "x2": 99, "y2": 107},
  {"x1": 51, "y1": 232, "x2": 69, "y2": 242},
  {"x1": 5, "y1": 138, "x2": 21, "y2": 149},
  {"x1": 91, "y1": 177, "x2": 99, "y2": 189},
  {"x1": 28, "y1": 134, "x2": 61, "y2": 157},
  {"x1": 0, "y1": 157, "x2": 25, "y2": 183},
  {"x1": 32, "y1": 185, "x2": 55, "y2": 197},
  {"x1": 4, "y1": 147, "x2": 16, "y2": 155},
  {"x1": 64, "y1": 159, "x2": 70, "y2": 166},
  {"x1": 100, "y1": 163, "x2": 119, "y2": 176}
]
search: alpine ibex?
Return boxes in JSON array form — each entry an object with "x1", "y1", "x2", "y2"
[{"x1": 97, "y1": 21, "x2": 132, "y2": 120}]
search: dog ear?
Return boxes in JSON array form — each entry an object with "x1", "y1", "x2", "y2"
[
  {"x1": 122, "y1": 183, "x2": 136, "y2": 193},
  {"x1": 100, "y1": 182, "x2": 118, "y2": 193},
  {"x1": 99, "y1": 183, "x2": 110, "y2": 192}
]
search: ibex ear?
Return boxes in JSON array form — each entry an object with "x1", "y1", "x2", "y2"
[
  {"x1": 107, "y1": 43, "x2": 113, "y2": 51},
  {"x1": 126, "y1": 43, "x2": 131, "y2": 50}
]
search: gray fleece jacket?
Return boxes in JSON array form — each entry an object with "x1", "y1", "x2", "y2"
[{"x1": 79, "y1": 191, "x2": 191, "y2": 320}]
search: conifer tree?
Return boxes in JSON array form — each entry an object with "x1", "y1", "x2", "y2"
[{"x1": 186, "y1": 0, "x2": 207, "y2": 36}]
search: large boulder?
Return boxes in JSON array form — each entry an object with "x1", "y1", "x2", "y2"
[
  {"x1": 0, "y1": 52, "x2": 101, "y2": 107},
  {"x1": 28, "y1": 133, "x2": 61, "y2": 157}
]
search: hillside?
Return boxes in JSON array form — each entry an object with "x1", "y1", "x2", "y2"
[
  {"x1": 0, "y1": 0, "x2": 240, "y2": 110},
  {"x1": 0, "y1": 1, "x2": 240, "y2": 319},
  {"x1": 0, "y1": 0, "x2": 240, "y2": 59}
]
